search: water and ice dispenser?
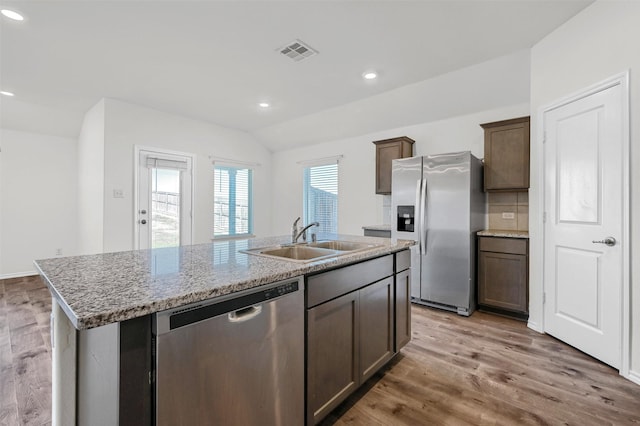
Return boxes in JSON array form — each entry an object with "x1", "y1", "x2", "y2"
[{"x1": 396, "y1": 205, "x2": 415, "y2": 232}]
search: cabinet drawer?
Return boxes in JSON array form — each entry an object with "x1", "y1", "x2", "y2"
[
  {"x1": 479, "y1": 237, "x2": 527, "y2": 255},
  {"x1": 306, "y1": 255, "x2": 393, "y2": 308}
]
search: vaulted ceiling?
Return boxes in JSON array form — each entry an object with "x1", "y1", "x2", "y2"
[{"x1": 0, "y1": 1, "x2": 592, "y2": 150}]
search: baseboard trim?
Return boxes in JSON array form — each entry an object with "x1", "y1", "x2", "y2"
[
  {"x1": 626, "y1": 370, "x2": 640, "y2": 386},
  {"x1": 0, "y1": 271, "x2": 39, "y2": 280},
  {"x1": 527, "y1": 320, "x2": 544, "y2": 334}
]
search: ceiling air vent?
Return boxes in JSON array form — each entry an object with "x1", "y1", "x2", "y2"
[{"x1": 278, "y1": 39, "x2": 318, "y2": 62}]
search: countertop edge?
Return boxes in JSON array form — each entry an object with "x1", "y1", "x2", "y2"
[
  {"x1": 34, "y1": 261, "x2": 81, "y2": 329},
  {"x1": 37, "y1": 239, "x2": 413, "y2": 330},
  {"x1": 477, "y1": 230, "x2": 529, "y2": 239}
]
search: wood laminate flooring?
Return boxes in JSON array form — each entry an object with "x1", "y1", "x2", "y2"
[
  {"x1": 2, "y1": 276, "x2": 639, "y2": 425},
  {"x1": 1, "y1": 276, "x2": 52, "y2": 426}
]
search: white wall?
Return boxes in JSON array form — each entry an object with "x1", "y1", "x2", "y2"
[
  {"x1": 256, "y1": 49, "x2": 531, "y2": 151},
  {"x1": 529, "y1": 1, "x2": 640, "y2": 377},
  {"x1": 271, "y1": 103, "x2": 529, "y2": 236},
  {"x1": 0, "y1": 128, "x2": 77, "y2": 277},
  {"x1": 101, "y1": 99, "x2": 273, "y2": 252},
  {"x1": 77, "y1": 100, "x2": 105, "y2": 255}
]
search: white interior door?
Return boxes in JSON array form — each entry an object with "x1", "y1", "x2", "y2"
[
  {"x1": 138, "y1": 150, "x2": 193, "y2": 249},
  {"x1": 543, "y1": 82, "x2": 625, "y2": 368}
]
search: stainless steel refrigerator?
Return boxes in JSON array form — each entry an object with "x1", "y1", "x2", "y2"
[{"x1": 391, "y1": 151, "x2": 485, "y2": 316}]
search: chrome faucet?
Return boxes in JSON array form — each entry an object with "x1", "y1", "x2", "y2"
[
  {"x1": 292, "y1": 217, "x2": 301, "y2": 243},
  {"x1": 294, "y1": 222, "x2": 320, "y2": 243}
]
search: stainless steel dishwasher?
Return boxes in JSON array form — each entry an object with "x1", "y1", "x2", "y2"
[{"x1": 154, "y1": 277, "x2": 304, "y2": 425}]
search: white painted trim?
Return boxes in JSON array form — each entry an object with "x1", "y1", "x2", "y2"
[
  {"x1": 133, "y1": 145, "x2": 196, "y2": 250},
  {"x1": 209, "y1": 155, "x2": 261, "y2": 168},
  {"x1": 0, "y1": 270, "x2": 39, "y2": 280},
  {"x1": 626, "y1": 370, "x2": 640, "y2": 386},
  {"x1": 296, "y1": 154, "x2": 343, "y2": 167},
  {"x1": 526, "y1": 320, "x2": 543, "y2": 334},
  {"x1": 538, "y1": 71, "x2": 631, "y2": 376}
]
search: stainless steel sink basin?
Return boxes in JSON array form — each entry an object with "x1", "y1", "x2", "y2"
[
  {"x1": 241, "y1": 245, "x2": 342, "y2": 263},
  {"x1": 259, "y1": 246, "x2": 339, "y2": 260},
  {"x1": 306, "y1": 240, "x2": 378, "y2": 251},
  {"x1": 241, "y1": 239, "x2": 383, "y2": 263}
]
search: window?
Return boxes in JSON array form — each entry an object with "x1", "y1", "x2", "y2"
[
  {"x1": 214, "y1": 166, "x2": 253, "y2": 237},
  {"x1": 303, "y1": 162, "x2": 338, "y2": 234}
]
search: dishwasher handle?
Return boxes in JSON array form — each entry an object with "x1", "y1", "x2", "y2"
[{"x1": 228, "y1": 305, "x2": 262, "y2": 323}]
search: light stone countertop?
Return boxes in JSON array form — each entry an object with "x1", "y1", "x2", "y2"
[
  {"x1": 35, "y1": 234, "x2": 413, "y2": 330},
  {"x1": 477, "y1": 230, "x2": 529, "y2": 239},
  {"x1": 361, "y1": 225, "x2": 391, "y2": 231}
]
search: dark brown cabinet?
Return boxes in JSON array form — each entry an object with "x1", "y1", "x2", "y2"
[
  {"x1": 395, "y1": 249, "x2": 411, "y2": 351},
  {"x1": 358, "y1": 277, "x2": 394, "y2": 383},
  {"x1": 478, "y1": 236, "x2": 529, "y2": 318},
  {"x1": 481, "y1": 116, "x2": 530, "y2": 191},
  {"x1": 373, "y1": 136, "x2": 414, "y2": 194},
  {"x1": 307, "y1": 276, "x2": 393, "y2": 424},
  {"x1": 306, "y1": 251, "x2": 410, "y2": 425},
  {"x1": 307, "y1": 291, "x2": 359, "y2": 424}
]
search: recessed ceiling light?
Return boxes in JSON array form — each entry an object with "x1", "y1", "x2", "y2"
[
  {"x1": 363, "y1": 71, "x2": 378, "y2": 80},
  {"x1": 1, "y1": 9, "x2": 25, "y2": 21},
  {"x1": 258, "y1": 102, "x2": 270, "y2": 108},
  {"x1": 0, "y1": 91, "x2": 15, "y2": 97}
]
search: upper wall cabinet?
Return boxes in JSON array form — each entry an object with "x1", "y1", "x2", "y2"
[
  {"x1": 481, "y1": 117, "x2": 530, "y2": 191},
  {"x1": 373, "y1": 136, "x2": 415, "y2": 194}
]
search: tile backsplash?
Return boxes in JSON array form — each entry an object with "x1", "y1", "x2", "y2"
[{"x1": 488, "y1": 191, "x2": 529, "y2": 231}]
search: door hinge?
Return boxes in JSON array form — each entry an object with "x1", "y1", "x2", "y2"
[
  {"x1": 543, "y1": 292, "x2": 546, "y2": 304},
  {"x1": 543, "y1": 212, "x2": 547, "y2": 223},
  {"x1": 543, "y1": 131, "x2": 547, "y2": 144}
]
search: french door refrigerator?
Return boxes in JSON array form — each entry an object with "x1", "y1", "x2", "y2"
[{"x1": 391, "y1": 151, "x2": 485, "y2": 316}]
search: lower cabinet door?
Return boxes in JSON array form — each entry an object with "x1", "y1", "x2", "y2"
[
  {"x1": 478, "y1": 251, "x2": 528, "y2": 313},
  {"x1": 359, "y1": 277, "x2": 394, "y2": 383},
  {"x1": 395, "y1": 269, "x2": 411, "y2": 351},
  {"x1": 307, "y1": 291, "x2": 359, "y2": 425}
]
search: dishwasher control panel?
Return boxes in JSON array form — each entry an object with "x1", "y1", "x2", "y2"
[
  {"x1": 155, "y1": 278, "x2": 302, "y2": 333},
  {"x1": 264, "y1": 281, "x2": 298, "y2": 300}
]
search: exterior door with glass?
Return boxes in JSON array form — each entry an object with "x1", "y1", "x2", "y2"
[{"x1": 137, "y1": 150, "x2": 193, "y2": 249}]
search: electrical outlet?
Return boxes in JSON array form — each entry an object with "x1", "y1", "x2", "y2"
[
  {"x1": 55, "y1": 248, "x2": 63, "y2": 256},
  {"x1": 501, "y1": 212, "x2": 515, "y2": 220}
]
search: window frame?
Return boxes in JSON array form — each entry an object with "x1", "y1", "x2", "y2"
[
  {"x1": 302, "y1": 161, "x2": 339, "y2": 235},
  {"x1": 213, "y1": 165, "x2": 254, "y2": 239}
]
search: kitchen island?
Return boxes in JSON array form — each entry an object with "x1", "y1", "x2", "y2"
[{"x1": 35, "y1": 235, "x2": 413, "y2": 425}]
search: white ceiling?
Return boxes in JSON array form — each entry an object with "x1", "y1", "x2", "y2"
[{"x1": 0, "y1": 1, "x2": 591, "y2": 150}]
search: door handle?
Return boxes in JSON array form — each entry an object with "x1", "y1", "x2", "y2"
[
  {"x1": 228, "y1": 305, "x2": 262, "y2": 323},
  {"x1": 140, "y1": 219, "x2": 147, "y2": 225},
  {"x1": 592, "y1": 237, "x2": 616, "y2": 246}
]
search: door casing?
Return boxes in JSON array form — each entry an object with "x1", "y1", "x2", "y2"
[{"x1": 133, "y1": 146, "x2": 195, "y2": 250}]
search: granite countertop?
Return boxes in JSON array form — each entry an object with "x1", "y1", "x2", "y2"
[
  {"x1": 35, "y1": 234, "x2": 413, "y2": 330},
  {"x1": 362, "y1": 225, "x2": 391, "y2": 231},
  {"x1": 477, "y1": 230, "x2": 529, "y2": 239}
]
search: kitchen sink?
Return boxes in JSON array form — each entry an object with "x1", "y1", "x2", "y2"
[
  {"x1": 241, "y1": 240, "x2": 382, "y2": 263},
  {"x1": 241, "y1": 245, "x2": 341, "y2": 263},
  {"x1": 259, "y1": 246, "x2": 339, "y2": 261},
  {"x1": 306, "y1": 240, "x2": 378, "y2": 251}
]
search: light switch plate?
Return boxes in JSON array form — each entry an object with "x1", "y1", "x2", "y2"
[
  {"x1": 502, "y1": 212, "x2": 515, "y2": 219},
  {"x1": 113, "y1": 189, "x2": 124, "y2": 198}
]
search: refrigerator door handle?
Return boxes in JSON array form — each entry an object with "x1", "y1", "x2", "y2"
[
  {"x1": 414, "y1": 179, "x2": 422, "y2": 253},
  {"x1": 420, "y1": 178, "x2": 428, "y2": 255}
]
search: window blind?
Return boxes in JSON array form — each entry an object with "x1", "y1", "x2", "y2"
[
  {"x1": 303, "y1": 163, "x2": 338, "y2": 234},
  {"x1": 146, "y1": 157, "x2": 188, "y2": 170},
  {"x1": 214, "y1": 166, "x2": 253, "y2": 237}
]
